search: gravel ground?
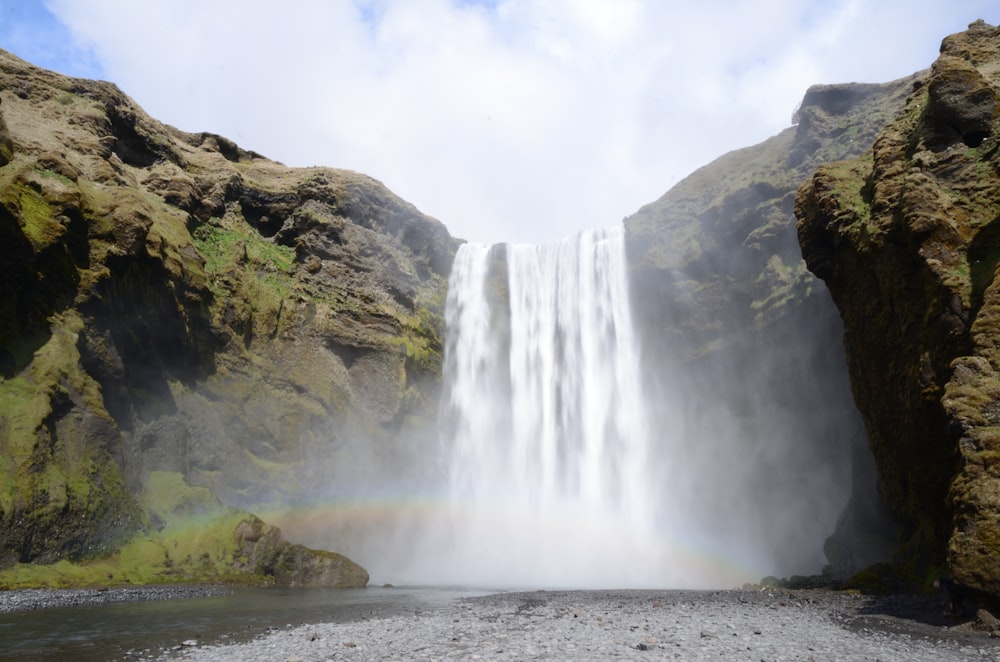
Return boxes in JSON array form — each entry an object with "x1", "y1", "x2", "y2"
[{"x1": 155, "y1": 588, "x2": 1000, "y2": 662}]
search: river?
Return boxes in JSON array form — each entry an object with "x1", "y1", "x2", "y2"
[{"x1": 0, "y1": 585, "x2": 489, "y2": 661}]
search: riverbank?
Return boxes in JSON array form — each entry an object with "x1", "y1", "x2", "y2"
[
  {"x1": 0, "y1": 585, "x2": 228, "y2": 614},
  {"x1": 155, "y1": 588, "x2": 1000, "y2": 661},
  {"x1": 3, "y1": 585, "x2": 999, "y2": 660}
]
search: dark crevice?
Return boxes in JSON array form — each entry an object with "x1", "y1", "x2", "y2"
[{"x1": 968, "y1": 215, "x2": 1000, "y2": 316}]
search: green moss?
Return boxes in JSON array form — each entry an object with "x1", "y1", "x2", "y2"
[
  {"x1": 139, "y1": 471, "x2": 253, "y2": 580},
  {"x1": 823, "y1": 158, "x2": 874, "y2": 229},
  {"x1": 0, "y1": 315, "x2": 96, "y2": 514},
  {"x1": 75, "y1": 179, "x2": 119, "y2": 237},
  {"x1": 380, "y1": 285, "x2": 445, "y2": 380},
  {"x1": 32, "y1": 313, "x2": 106, "y2": 412},
  {"x1": 113, "y1": 535, "x2": 171, "y2": 582},
  {"x1": 239, "y1": 449, "x2": 296, "y2": 487},
  {"x1": 142, "y1": 470, "x2": 222, "y2": 520},
  {"x1": 142, "y1": 203, "x2": 207, "y2": 288},
  {"x1": 1, "y1": 181, "x2": 64, "y2": 251},
  {"x1": 748, "y1": 256, "x2": 815, "y2": 327},
  {"x1": 0, "y1": 376, "x2": 49, "y2": 448},
  {"x1": 844, "y1": 563, "x2": 895, "y2": 594},
  {"x1": 192, "y1": 217, "x2": 294, "y2": 286},
  {"x1": 0, "y1": 560, "x2": 96, "y2": 589},
  {"x1": 37, "y1": 168, "x2": 73, "y2": 187},
  {"x1": 0, "y1": 471, "x2": 274, "y2": 588},
  {"x1": 190, "y1": 216, "x2": 296, "y2": 340}
]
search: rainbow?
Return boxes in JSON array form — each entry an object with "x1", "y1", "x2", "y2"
[{"x1": 257, "y1": 492, "x2": 763, "y2": 590}]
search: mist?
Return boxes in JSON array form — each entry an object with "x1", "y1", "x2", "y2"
[{"x1": 268, "y1": 220, "x2": 888, "y2": 589}]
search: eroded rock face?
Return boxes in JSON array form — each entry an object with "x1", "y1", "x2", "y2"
[
  {"x1": 0, "y1": 47, "x2": 456, "y2": 583},
  {"x1": 797, "y1": 20, "x2": 1000, "y2": 597},
  {"x1": 624, "y1": 76, "x2": 913, "y2": 579}
]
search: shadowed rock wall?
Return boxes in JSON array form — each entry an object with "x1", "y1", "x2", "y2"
[{"x1": 797, "y1": 20, "x2": 1000, "y2": 598}]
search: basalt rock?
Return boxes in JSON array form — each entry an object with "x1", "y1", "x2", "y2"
[
  {"x1": 796, "y1": 20, "x2": 1000, "y2": 598},
  {"x1": 0, "y1": 47, "x2": 457, "y2": 585}
]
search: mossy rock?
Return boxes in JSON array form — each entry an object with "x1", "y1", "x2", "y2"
[
  {"x1": 844, "y1": 563, "x2": 896, "y2": 594},
  {"x1": 0, "y1": 471, "x2": 369, "y2": 588},
  {"x1": 0, "y1": 42, "x2": 448, "y2": 583},
  {"x1": 797, "y1": 21, "x2": 1000, "y2": 599}
]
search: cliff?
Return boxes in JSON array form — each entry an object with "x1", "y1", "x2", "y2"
[
  {"x1": 0, "y1": 47, "x2": 455, "y2": 586},
  {"x1": 623, "y1": 74, "x2": 919, "y2": 579},
  {"x1": 7, "y1": 19, "x2": 1000, "y2": 597},
  {"x1": 797, "y1": 20, "x2": 1000, "y2": 598}
]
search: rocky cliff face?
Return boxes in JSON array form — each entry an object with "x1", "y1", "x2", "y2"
[
  {"x1": 797, "y1": 20, "x2": 1000, "y2": 598},
  {"x1": 7, "y1": 20, "x2": 999, "y2": 596},
  {"x1": 0, "y1": 48, "x2": 455, "y2": 586},
  {"x1": 624, "y1": 74, "x2": 917, "y2": 579}
]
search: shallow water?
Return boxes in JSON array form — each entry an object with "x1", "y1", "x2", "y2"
[{"x1": 0, "y1": 585, "x2": 489, "y2": 661}]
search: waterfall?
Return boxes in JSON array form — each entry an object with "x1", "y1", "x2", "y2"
[
  {"x1": 292, "y1": 223, "x2": 855, "y2": 589},
  {"x1": 437, "y1": 226, "x2": 674, "y2": 587}
]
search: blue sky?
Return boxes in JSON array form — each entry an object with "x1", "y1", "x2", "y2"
[
  {"x1": 2, "y1": 1, "x2": 999, "y2": 244},
  {"x1": 0, "y1": 1, "x2": 101, "y2": 78}
]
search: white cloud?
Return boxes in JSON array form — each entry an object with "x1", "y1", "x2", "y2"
[{"x1": 36, "y1": 0, "x2": 1000, "y2": 244}]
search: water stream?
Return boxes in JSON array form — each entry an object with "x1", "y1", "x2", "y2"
[
  {"x1": 272, "y1": 220, "x2": 860, "y2": 589},
  {"x1": 430, "y1": 227, "x2": 693, "y2": 587}
]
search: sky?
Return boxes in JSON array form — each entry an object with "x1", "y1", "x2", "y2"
[{"x1": 1, "y1": 1, "x2": 998, "y2": 245}]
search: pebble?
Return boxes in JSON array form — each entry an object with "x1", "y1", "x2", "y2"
[{"x1": 149, "y1": 589, "x2": 1000, "y2": 661}]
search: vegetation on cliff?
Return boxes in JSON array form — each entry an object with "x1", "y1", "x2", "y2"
[
  {"x1": 0, "y1": 47, "x2": 455, "y2": 586},
  {"x1": 797, "y1": 20, "x2": 1000, "y2": 599}
]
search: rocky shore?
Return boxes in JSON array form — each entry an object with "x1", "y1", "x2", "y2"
[{"x1": 154, "y1": 588, "x2": 1000, "y2": 662}]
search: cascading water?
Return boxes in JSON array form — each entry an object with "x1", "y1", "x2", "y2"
[
  {"x1": 434, "y1": 226, "x2": 689, "y2": 587},
  {"x1": 281, "y1": 222, "x2": 861, "y2": 589}
]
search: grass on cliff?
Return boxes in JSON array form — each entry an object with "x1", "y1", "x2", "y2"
[
  {"x1": 193, "y1": 217, "x2": 294, "y2": 279},
  {"x1": 0, "y1": 471, "x2": 267, "y2": 589},
  {"x1": 0, "y1": 165, "x2": 68, "y2": 252},
  {"x1": 751, "y1": 256, "x2": 817, "y2": 326},
  {"x1": 190, "y1": 215, "x2": 296, "y2": 339},
  {"x1": 0, "y1": 313, "x2": 110, "y2": 513},
  {"x1": 0, "y1": 314, "x2": 142, "y2": 567},
  {"x1": 0, "y1": 376, "x2": 45, "y2": 512},
  {"x1": 398, "y1": 287, "x2": 446, "y2": 373}
]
